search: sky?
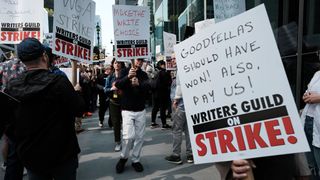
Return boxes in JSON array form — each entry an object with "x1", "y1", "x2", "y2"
[{"x1": 93, "y1": 0, "x2": 115, "y2": 55}]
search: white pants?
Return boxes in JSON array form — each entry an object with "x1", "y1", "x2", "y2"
[{"x1": 120, "y1": 110, "x2": 146, "y2": 163}]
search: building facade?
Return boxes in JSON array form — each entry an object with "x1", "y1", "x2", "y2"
[{"x1": 149, "y1": 0, "x2": 320, "y2": 109}]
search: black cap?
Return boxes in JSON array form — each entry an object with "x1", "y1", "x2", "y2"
[{"x1": 18, "y1": 38, "x2": 45, "y2": 62}]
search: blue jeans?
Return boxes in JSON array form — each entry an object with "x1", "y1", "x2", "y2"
[
  {"x1": 304, "y1": 115, "x2": 320, "y2": 176},
  {"x1": 27, "y1": 156, "x2": 78, "y2": 180}
]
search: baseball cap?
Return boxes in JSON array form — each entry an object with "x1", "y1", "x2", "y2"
[{"x1": 18, "y1": 38, "x2": 45, "y2": 62}]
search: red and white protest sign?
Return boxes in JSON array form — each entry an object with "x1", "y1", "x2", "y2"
[
  {"x1": 0, "y1": 0, "x2": 43, "y2": 44},
  {"x1": 53, "y1": 0, "x2": 96, "y2": 64},
  {"x1": 174, "y1": 4, "x2": 309, "y2": 164},
  {"x1": 112, "y1": 5, "x2": 150, "y2": 61}
]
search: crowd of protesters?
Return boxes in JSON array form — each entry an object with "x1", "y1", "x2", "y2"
[{"x1": 1, "y1": 38, "x2": 320, "y2": 180}]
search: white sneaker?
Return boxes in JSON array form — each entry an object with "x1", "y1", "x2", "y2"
[
  {"x1": 99, "y1": 122, "x2": 103, "y2": 127},
  {"x1": 115, "y1": 143, "x2": 121, "y2": 152}
]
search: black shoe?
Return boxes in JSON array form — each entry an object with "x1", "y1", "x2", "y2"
[
  {"x1": 187, "y1": 155, "x2": 194, "y2": 163},
  {"x1": 132, "y1": 162, "x2": 144, "y2": 172},
  {"x1": 165, "y1": 155, "x2": 182, "y2": 164},
  {"x1": 161, "y1": 124, "x2": 171, "y2": 130},
  {"x1": 150, "y1": 123, "x2": 159, "y2": 129},
  {"x1": 116, "y1": 158, "x2": 127, "y2": 173}
]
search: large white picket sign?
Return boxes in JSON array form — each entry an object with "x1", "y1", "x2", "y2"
[
  {"x1": 113, "y1": 5, "x2": 150, "y2": 61},
  {"x1": 53, "y1": 0, "x2": 96, "y2": 64},
  {"x1": 0, "y1": 0, "x2": 43, "y2": 44},
  {"x1": 174, "y1": 4, "x2": 309, "y2": 164}
]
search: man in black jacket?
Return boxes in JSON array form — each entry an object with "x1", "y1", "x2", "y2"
[
  {"x1": 4, "y1": 38, "x2": 84, "y2": 179},
  {"x1": 115, "y1": 58, "x2": 150, "y2": 173}
]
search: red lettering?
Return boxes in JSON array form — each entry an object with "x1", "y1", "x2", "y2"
[
  {"x1": 265, "y1": 119, "x2": 284, "y2": 146},
  {"x1": 1, "y1": 32, "x2": 5, "y2": 41},
  {"x1": 55, "y1": 39, "x2": 61, "y2": 51},
  {"x1": 13, "y1": 32, "x2": 19, "y2": 41},
  {"x1": 66, "y1": 43, "x2": 73, "y2": 55},
  {"x1": 234, "y1": 126, "x2": 246, "y2": 151},
  {"x1": 30, "y1": 31, "x2": 37, "y2": 38},
  {"x1": 244, "y1": 123, "x2": 268, "y2": 149},
  {"x1": 135, "y1": 48, "x2": 141, "y2": 56},
  {"x1": 23, "y1": 32, "x2": 30, "y2": 40},
  {"x1": 217, "y1": 129, "x2": 237, "y2": 153},
  {"x1": 205, "y1": 131, "x2": 218, "y2": 155},
  {"x1": 117, "y1": 48, "x2": 122, "y2": 57},
  {"x1": 77, "y1": 46, "x2": 83, "y2": 59},
  {"x1": 61, "y1": 41, "x2": 67, "y2": 53},
  {"x1": 7, "y1": 32, "x2": 13, "y2": 41},
  {"x1": 128, "y1": 48, "x2": 133, "y2": 57},
  {"x1": 196, "y1": 134, "x2": 207, "y2": 156},
  {"x1": 83, "y1": 48, "x2": 88, "y2": 60}
]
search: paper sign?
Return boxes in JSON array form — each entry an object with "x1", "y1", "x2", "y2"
[
  {"x1": 163, "y1": 31, "x2": 176, "y2": 56},
  {"x1": 53, "y1": 0, "x2": 96, "y2": 64},
  {"x1": 166, "y1": 57, "x2": 176, "y2": 70},
  {"x1": 0, "y1": 0, "x2": 44, "y2": 44},
  {"x1": 195, "y1": 18, "x2": 215, "y2": 34},
  {"x1": 174, "y1": 4, "x2": 309, "y2": 164},
  {"x1": 113, "y1": 5, "x2": 150, "y2": 61},
  {"x1": 214, "y1": 0, "x2": 246, "y2": 23},
  {"x1": 43, "y1": 33, "x2": 53, "y2": 48}
]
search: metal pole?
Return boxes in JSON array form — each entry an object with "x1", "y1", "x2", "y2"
[
  {"x1": 295, "y1": 0, "x2": 304, "y2": 109},
  {"x1": 71, "y1": 60, "x2": 77, "y2": 86},
  {"x1": 204, "y1": 0, "x2": 207, "y2": 20}
]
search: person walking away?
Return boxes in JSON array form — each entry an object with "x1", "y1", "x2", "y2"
[
  {"x1": 4, "y1": 38, "x2": 85, "y2": 180},
  {"x1": 115, "y1": 58, "x2": 150, "y2": 173},
  {"x1": 150, "y1": 60, "x2": 172, "y2": 129}
]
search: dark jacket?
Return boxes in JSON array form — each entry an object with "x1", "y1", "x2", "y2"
[
  {"x1": 115, "y1": 68, "x2": 150, "y2": 111},
  {"x1": 5, "y1": 69, "x2": 84, "y2": 172},
  {"x1": 153, "y1": 67, "x2": 172, "y2": 99}
]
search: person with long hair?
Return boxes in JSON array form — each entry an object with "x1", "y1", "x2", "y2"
[{"x1": 104, "y1": 59, "x2": 126, "y2": 152}]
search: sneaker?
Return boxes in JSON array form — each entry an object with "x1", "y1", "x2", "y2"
[
  {"x1": 116, "y1": 158, "x2": 127, "y2": 173},
  {"x1": 161, "y1": 124, "x2": 171, "y2": 130},
  {"x1": 132, "y1": 162, "x2": 144, "y2": 172},
  {"x1": 150, "y1": 123, "x2": 159, "y2": 129},
  {"x1": 1, "y1": 163, "x2": 6, "y2": 171},
  {"x1": 165, "y1": 155, "x2": 182, "y2": 164},
  {"x1": 99, "y1": 122, "x2": 103, "y2": 127},
  {"x1": 115, "y1": 143, "x2": 121, "y2": 152},
  {"x1": 86, "y1": 112, "x2": 93, "y2": 116},
  {"x1": 187, "y1": 155, "x2": 194, "y2": 163}
]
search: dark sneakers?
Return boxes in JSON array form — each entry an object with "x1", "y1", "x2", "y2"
[
  {"x1": 116, "y1": 158, "x2": 128, "y2": 173},
  {"x1": 161, "y1": 124, "x2": 172, "y2": 130},
  {"x1": 150, "y1": 123, "x2": 159, "y2": 129},
  {"x1": 132, "y1": 162, "x2": 144, "y2": 172},
  {"x1": 165, "y1": 155, "x2": 182, "y2": 164},
  {"x1": 187, "y1": 155, "x2": 194, "y2": 163}
]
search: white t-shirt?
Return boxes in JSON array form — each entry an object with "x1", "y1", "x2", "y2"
[{"x1": 301, "y1": 71, "x2": 320, "y2": 148}]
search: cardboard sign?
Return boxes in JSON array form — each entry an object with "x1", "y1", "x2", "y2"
[
  {"x1": 214, "y1": 0, "x2": 246, "y2": 23},
  {"x1": 174, "y1": 4, "x2": 309, "y2": 164},
  {"x1": 53, "y1": 0, "x2": 96, "y2": 64},
  {"x1": 0, "y1": 0, "x2": 43, "y2": 44},
  {"x1": 113, "y1": 5, "x2": 150, "y2": 61},
  {"x1": 163, "y1": 31, "x2": 176, "y2": 57}
]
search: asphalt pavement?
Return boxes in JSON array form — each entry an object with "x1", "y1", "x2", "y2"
[{"x1": 0, "y1": 107, "x2": 226, "y2": 180}]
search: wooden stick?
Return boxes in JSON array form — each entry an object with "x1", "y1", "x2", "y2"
[{"x1": 71, "y1": 60, "x2": 77, "y2": 86}]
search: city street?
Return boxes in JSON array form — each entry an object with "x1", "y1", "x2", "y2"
[{"x1": 0, "y1": 108, "x2": 225, "y2": 180}]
